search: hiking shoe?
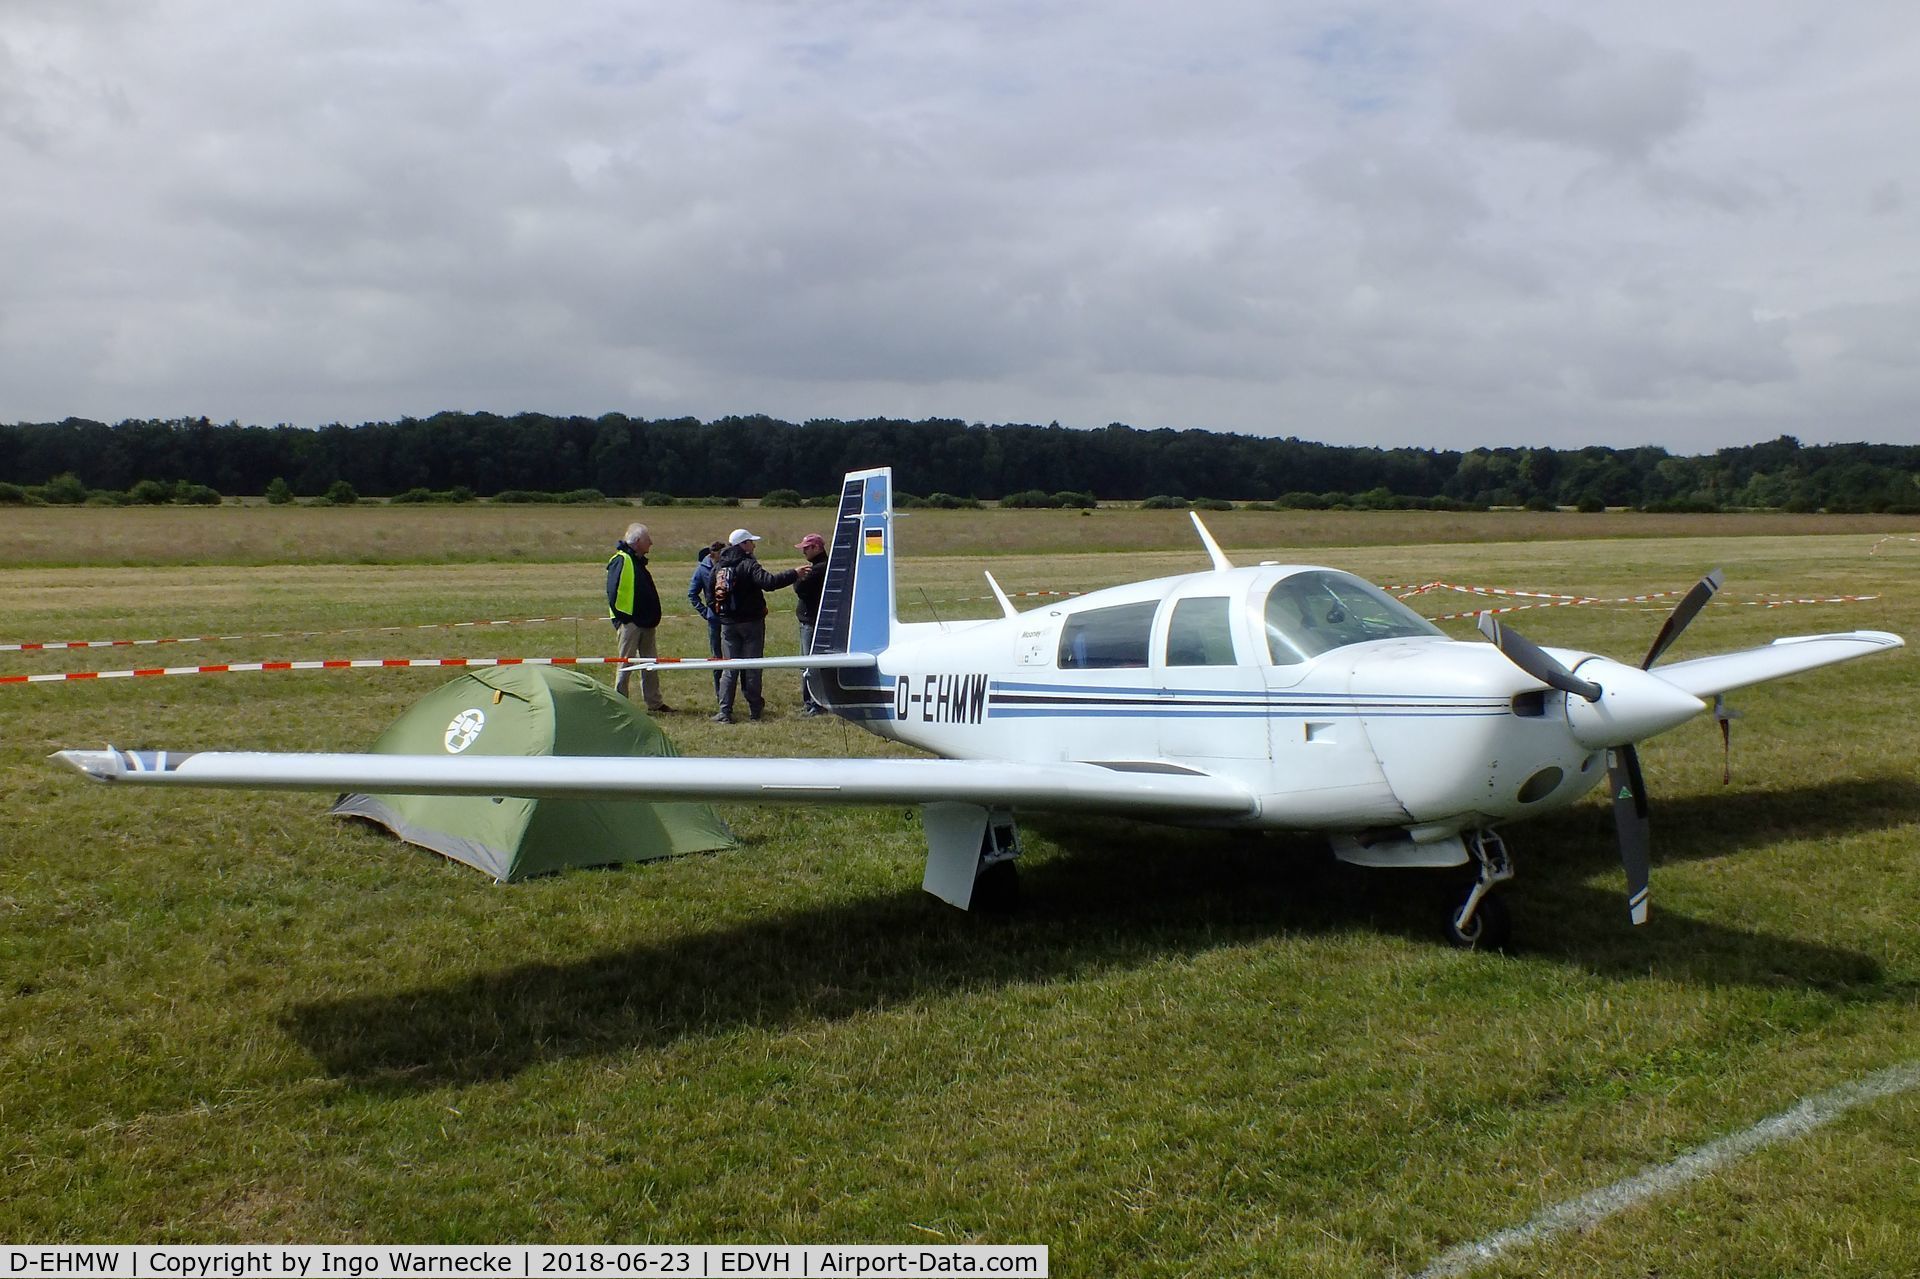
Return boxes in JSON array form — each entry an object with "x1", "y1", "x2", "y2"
[
  {"x1": 711, "y1": 711, "x2": 734, "y2": 724},
  {"x1": 800, "y1": 705, "x2": 826, "y2": 717},
  {"x1": 648, "y1": 704, "x2": 676, "y2": 714}
]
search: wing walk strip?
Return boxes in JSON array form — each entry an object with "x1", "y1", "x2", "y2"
[{"x1": 1414, "y1": 1059, "x2": 1920, "y2": 1278}]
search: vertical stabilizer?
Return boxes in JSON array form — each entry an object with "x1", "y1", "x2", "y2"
[{"x1": 808, "y1": 467, "x2": 897, "y2": 657}]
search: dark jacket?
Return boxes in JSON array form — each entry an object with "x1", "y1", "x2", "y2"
[
  {"x1": 605, "y1": 542, "x2": 662, "y2": 629},
  {"x1": 713, "y1": 542, "x2": 799, "y2": 623},
  {"x1": 793, "y1": 551, "x2": 828, "y2": 626}
]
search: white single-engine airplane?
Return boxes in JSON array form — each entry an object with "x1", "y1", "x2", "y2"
[{"x1": 56, "y1": 467, "x2": 1904, "y2": 947}]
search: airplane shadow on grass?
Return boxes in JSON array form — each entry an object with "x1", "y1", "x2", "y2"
[{"x1": 283, "y1": 776, "x2": 1919, "y2": 1090}]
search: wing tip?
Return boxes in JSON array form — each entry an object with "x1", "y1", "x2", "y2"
[
  {"x1": 1769, "y1": 629, "x2": 1904, "y2": 650},
  {"x1": 52, "y1": 748, "x2": 123, "y2": 781}
]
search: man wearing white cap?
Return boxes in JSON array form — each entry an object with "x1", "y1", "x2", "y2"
[{"x1": 710, "y1": 527, "x2": 810, "y2": 723}]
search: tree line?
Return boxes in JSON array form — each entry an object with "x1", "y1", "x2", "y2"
[{"x1": 3, "y1": 413, "x2": 1919, "y2": 512}]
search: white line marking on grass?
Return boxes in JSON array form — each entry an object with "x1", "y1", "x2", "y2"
[{"x1": 1415, "y1": 1060, "x2": 1920, "y2": 1278}]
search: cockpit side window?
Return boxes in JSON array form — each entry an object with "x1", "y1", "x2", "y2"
[
  {"x1": 1263, "y1": 571, "x2": 1443, "y2": 665},
  {"x1": 1165, "y1": 596, "x2": 1236, "y2": 666},
  {"x1": 1058, "y1": 601, "x2": 1157, "y2": 669}
]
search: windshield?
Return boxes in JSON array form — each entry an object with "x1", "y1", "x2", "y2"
[{"x1": 1263, "y1": 571, "x2": 1444, "y2": 665}]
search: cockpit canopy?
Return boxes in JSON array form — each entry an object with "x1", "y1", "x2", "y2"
[
  {"x1": 1053, "y1": 568, "x2": 1444, "y2": 671},
  {"x1": 1261, "y1": 570, "x2": 1442, "y2": 665}
]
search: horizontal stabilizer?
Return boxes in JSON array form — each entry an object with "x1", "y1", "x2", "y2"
[
  {"x1": 54, "y1": 749, "x2": 1258, "y2": 819},
  {"x1": 1652, "y1": 630, "x2": 1903, "y2": 699}
]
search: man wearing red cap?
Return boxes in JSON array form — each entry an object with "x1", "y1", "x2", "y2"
[{"x1": 792, "y1": 532, "x2": 829, "y2": 716}]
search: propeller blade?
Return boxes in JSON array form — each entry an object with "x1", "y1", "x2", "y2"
[
  {"x1": 1641, "y1": 569, "x2": 1725, "y2": 670},
  {"x1": 1606, "y1": 745, "x2": 1652, "y2": 925},
  {"x1": 1477, "y1": 613, "x2": 1603, "y2": 703}
]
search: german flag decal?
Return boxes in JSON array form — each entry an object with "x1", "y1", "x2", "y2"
[{"x1": 864, "y1": 526, "x2": 885, "y2": 555}]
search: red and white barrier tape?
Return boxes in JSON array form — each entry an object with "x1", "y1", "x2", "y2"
[
  {"x1": 2, "y1": 655, "x2": 625, "y2": 686},
  {"x1": 1421, "y1": 593, "x2": 1879, "y2": 622},
  {"x1": 0, "y1": 615, "x2": 596, "y2": 653},
  {"x1": 936, "y1": 591, "x2": 1090, "y2": 606},
  {"x1": 1424, "y1": 599, "x2": 1599, "y2": 622},
  {"x1": 1392, "y1": 579, "x2": 1876, "y2": 616},
  {"x1": 1389, "y1": 580, "x2": 1687, "y2": 604},
  {"x1": 1738, "y1": 594, "x2": 1883, "y2": 607},
  {"x1": 7, "y1": 579, "x2": 1885, "y2": 680}
]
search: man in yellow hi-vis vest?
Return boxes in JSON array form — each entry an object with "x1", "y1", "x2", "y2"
[{"x1": 606, "y1": 522, "x2": 672, "y2": 713}]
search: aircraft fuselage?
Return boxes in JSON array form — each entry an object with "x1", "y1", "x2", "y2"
[{"x1": 817, "y1": 564, "x2": 1622, "y2": 839}]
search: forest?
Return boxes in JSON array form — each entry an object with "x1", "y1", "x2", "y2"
[{"x1": 3, "y1": 413, "x2": 1920, "y2": 512}]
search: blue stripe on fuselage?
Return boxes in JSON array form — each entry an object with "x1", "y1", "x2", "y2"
[
  {"x1": 986, "y1": 680, "x2": 1505, "y2": 719},
  {"x1": 833, "y1": 676, "x2": 1509, "y2": 722}
]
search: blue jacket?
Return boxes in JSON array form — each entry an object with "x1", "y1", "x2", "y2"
[{"x1": 688, "y1": 554, "x2": 718, "y2": 623}]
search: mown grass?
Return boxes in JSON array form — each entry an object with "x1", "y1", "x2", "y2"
[{"x1": 2, "y1": 512, "x2": 1918, "y2": 1276}]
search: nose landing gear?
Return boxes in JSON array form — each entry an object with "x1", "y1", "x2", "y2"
[{"x1": 1444, "y1": 829, "x2": 1514, "y2": 951}]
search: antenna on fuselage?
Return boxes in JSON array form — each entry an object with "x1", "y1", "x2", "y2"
[
  {"x1": 983, "y1": 571, "x2": 1019, "y2": 619},
  {"x1": 1190, "y1": 512, "x2": 1233, "y2": 572}
]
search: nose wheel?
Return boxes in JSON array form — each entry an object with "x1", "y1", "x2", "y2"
[{"x1": 1445, "y1": 830, "x2": 1514, "y2": 951}]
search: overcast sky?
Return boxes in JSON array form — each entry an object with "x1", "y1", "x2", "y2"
[{"x1": 3, "y1": 2, "x2": 1917, "y2": 450}]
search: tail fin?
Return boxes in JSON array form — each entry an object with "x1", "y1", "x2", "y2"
[{"x1": 808, "y1": 467, "x2": 897, "y2": 657}]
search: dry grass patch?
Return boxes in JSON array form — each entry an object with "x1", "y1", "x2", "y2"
[{"x1": 2, "y1": 502, "x2": 1915, "y2": 567}]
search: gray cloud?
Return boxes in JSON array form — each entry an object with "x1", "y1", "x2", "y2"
[
  {"x1": 1453, "y1": 16, "x2": 1700, "y2": 161},
  {"x1": 1, "y1": 2, "x2": 1917, "y2": 448}
]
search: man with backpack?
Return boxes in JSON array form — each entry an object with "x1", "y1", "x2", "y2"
[{"x1": 711, "y1": 527, "x2": 810, "y2": 723}]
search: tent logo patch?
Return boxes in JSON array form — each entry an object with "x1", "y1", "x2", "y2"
[{"x1": 444, "y1": 708, "x2": 486, "y2": 753}]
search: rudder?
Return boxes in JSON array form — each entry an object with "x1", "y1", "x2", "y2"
[
  {"x1": 804, "y1": 468, "x2": 898, "y2": 720},
  {"x1": 807, "y1": 467, "x2": 896, "y2": 657}
]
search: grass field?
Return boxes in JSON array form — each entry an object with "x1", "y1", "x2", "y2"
[
  {"x1": 0, "y1": 500, "x2": 1910, "y2": 567},
  {"x1": 3, "y1": 509, "x2": 1919, "y2": 1276}
]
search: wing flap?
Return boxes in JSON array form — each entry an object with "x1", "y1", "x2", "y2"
[
  {"x1": 53, "y1": 749, "x2": 1258, "y2": 819},
  {"x1": 1654, "y1": 630, "x2": 1903, "y2": 699}
]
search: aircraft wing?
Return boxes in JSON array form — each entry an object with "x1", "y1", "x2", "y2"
[
  {"x1": 1653, "y1": 629, "x2": 1903, "y2": 699},
  {"x1": 53, "y1": 748, "x2": 1259, "y2": 819}
]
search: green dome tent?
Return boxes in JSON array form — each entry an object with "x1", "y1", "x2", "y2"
[{"x1": 330, "y1": 665, "x2": 735, "y2": 881}]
